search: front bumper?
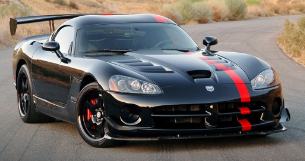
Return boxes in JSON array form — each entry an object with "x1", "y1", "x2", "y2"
[{"x1": 102, "y1": 84, "x2": 289, "y2": 140}]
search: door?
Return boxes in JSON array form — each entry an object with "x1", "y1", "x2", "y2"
[{"x1": 32, "y1": 26, "x2": 74, "y2": 110}]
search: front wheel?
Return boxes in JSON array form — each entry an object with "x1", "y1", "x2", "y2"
[{"x1": 75, "y1": 82, "x2": 126, "y2": 148}]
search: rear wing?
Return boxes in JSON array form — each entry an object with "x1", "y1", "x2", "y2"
[{"x1": 9, "y1": 14, "x2": 115, "y2": 35}]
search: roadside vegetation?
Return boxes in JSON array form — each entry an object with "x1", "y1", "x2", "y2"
[
  {"x1": 0, "y1": 0, "x2": 305, "y2": 48},
  {"x1": 278, "y1": 16, "x2": 305, "y2": 67},
  {"x1": 0, "y1": 1, "x2": 33, "y2": 48},
  {"x1": 160, "y1": 0, "x2": 305, "y2": 24}
]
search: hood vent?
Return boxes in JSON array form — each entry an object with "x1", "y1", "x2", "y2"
[
  {"x1": 187, "y1": 70, "x2": 211, "y2": 79},
  {"x1": 111, "y1": 59, "x2": 173, "y2": 73}
]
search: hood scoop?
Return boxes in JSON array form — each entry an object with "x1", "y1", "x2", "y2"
[
  {"x1": 111, "y1": 59, "x2": 173, "y2": 73},
  {"x1": 187, "y1": 70, "x2": 211, "y2": 79}
]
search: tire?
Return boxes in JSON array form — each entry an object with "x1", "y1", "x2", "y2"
[
  {"x1": 75, "y1": 82, "x2": 126, "y2": 148},
  {"x1": 17, "y1": 64, "x2": 55, "y2": 123}
]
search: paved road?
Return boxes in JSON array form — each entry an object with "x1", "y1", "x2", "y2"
[{"x1": 1, "y1": 15, "x2": 305, "y2": 161}]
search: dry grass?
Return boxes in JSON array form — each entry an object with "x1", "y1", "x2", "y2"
[
  {"x1": 206, "y1": 0, "x2": 230, "y2": 22},
  {"x1": 278, "y1": 16, "x2": 305, "y2": 67},
  {"x1": 246, "y1": 0, "x2": 305, "y2": 19},
  {"x1": 160, "y1": 0, "x2": 247, "y2": 24},
  {"x1": 68, "y1": 1, "x2": 79, "y2": 10},
  {"x1": 0, "y1": 0, "x2": 173, "y2": 48}
]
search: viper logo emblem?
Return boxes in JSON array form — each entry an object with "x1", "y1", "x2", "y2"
[{"x1": 206, "y1": 86, "x2": 214, "y2": 92}]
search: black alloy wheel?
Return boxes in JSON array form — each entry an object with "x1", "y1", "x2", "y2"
[
  {"x1": 18, "y1": 70, "x2": 29, "y2": 117},
  {"x1": 76, "y1": 82, "x2": 126, "y2": 148}
]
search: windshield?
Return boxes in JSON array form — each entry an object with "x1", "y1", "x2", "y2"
[{"x1": 75, "y1": 23, "x2": 199, "y2": 56}]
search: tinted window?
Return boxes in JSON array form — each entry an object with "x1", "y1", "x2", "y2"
[
  {"x1": 75, "y1": 23, "x2": 198, "y2": 57},
  {"x1": 54, "y1": 26, "x2": 74, "y2": 54}
]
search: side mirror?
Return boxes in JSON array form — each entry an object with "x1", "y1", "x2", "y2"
[
  {"x1": 42, "y1": 41, "x2": 70, "y2": 63},
  {"x1": 203, "y1": 36, "x2": 218, "y2": 55},
  {"x1": 42, "y1": 41, "x2": 59, "y2": 51}
]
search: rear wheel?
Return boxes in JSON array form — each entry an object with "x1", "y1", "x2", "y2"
[
  {"x1": 76, "y1": 82, "x2": 126, "y2": 148},
  {"x1": 17, "y1": 64, "x2": 55, "y2": 123}
]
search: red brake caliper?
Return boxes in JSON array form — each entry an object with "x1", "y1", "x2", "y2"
[
  {"x1": 87, "y1": 109, "x2": 92, "y2": 121},
  {"x1": 87, "y1": 97, "x2": 98, "y2": 129}
]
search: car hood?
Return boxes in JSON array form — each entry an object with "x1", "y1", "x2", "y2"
[{"x1": 95, "y1": 50, "x2": 251, "y2": 88}]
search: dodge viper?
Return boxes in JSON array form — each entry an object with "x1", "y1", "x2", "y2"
[{"x1": 10, "y1": 14, "x2": 290, "y2": 147}]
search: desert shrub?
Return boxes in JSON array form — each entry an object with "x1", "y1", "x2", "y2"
[
  {"x1": 159, "y1": 11, "x2": 182, "y2": 24},
  {"x1": 69, "y1": 1, "x2": 78, "y2": 10},
  {"x1": 0, "y1": 2, "x2": 35, "y2": 48},
  {"x1": 175, "y1": 0, "x2": 195, "y2": 23},
  {"x1": 225, "y1": 0, "x2": 247, "y2": 20},
  {"x1": 206, "y1": 0, "x2": 229, "y2": 21},
  {"x1": 53, "y1": 0, "x2": 66, "y2": 6},
  {"x1": 0, "y1": 5, "x2": 9, "y2": 18},
  {"x1": 190, "y1": 0, "x2": 205, "y2": 2},
  {"x1": 160, "y1": 0, "x2": 195, "y2": 24},
  {"x1": 9, "y1": 2, "x2": 32, "y2": 18},
  {"x1": 278, "y1": 17, "x2": 305, "y2": 58},
  {"x1": 160, "y1": 5, "x2": 184, "y2": 24},
  {"x1": 81, "y1": 1, "x2": 100, "y2": 8},
  {"x1": 268, "y1": 4, "x2": 280, "y2": 14},
  {"x1": 245, "y1": 0, "x2": 260, "y2": 5},
  {"x1": 192, "y1": 1, "x2": 213, "y2": 23},
  {"x1": 276, "y1": 3, "x2": 291, "y2": 15},
  {"x1": 160, "y1": 0, "x2": 248, "y2": 23},
  {"x1": 292, "y1": 3, "x2": 305, "y2": 13},
  {"x1": 297, "y1": 16, "x2": 305, "y2": 29}
]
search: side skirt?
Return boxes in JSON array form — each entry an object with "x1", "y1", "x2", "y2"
[{"x1": 33, "y1": 95, "x2": 72, "y2": 123}]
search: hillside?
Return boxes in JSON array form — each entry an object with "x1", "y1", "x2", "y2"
[{"x1": 0, "y1": 0, "x2": 304, "y2": 48}]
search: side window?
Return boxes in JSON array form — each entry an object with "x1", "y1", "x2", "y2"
[{"x1": 54, "y1": 26, "x2": 74, "y2": 54}]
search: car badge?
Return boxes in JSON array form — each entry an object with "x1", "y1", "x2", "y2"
[{"x1": 206, "y1": 86, "x2": 214, "y2": 92}]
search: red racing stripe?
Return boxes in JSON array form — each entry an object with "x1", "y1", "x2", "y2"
[
  {"x1": 101, "y1": 13, "x2": 113, "y2": 15},
  {"x1": 214, "y1": 63, "x2": 228, "y2": 70},
  {"x1": 151, "y1": 14, "x2": 167, "y2": 22},
  {"x1": 224, "y1": 70, "x2": 251, "y2": 102},
  {"x1": 238, "y1": 119, "x2": 252, "y2": 131},
  {"x1": 239, "y1": 107, "x2": 250, "y2": 115},
  {"x1": 184, "y1": 52, "x2": 251, "y2": 103},
  {"x1": 205, "y1": 60, "x2": 217, "y2": 64}
]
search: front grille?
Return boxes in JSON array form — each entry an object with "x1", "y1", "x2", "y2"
[
  {"x1": 152, "y1": 104, "x2": 210, "y2": 129},
  {"x1": 151, "y1": 102, "x2": 266, "y2": 129}
]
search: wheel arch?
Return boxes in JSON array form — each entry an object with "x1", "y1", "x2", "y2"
[
  {"x1": 15, "y1": 59, "x2": 27, "y2": 87},
  {"x1": 80, "y1": 74, "x2": 100, "y2": 91}
]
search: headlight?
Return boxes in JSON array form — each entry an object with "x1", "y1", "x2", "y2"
[
  {"x1": 109, "y1": 75, "x2": 162, "y2": 94},
  {"x1": 251, "y1": 69, "x2": 280, "y2": 90}
]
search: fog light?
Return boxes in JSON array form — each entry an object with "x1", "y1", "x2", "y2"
[
  {"x1": 121, "y1": 106, "x2": 133, "y2": 119},
  {"x1": 120, "y1": 105, "x2": 141, "y2": 125},
  {"x1": 272, "y1": 99, "x2": 281, "y2": 115}
]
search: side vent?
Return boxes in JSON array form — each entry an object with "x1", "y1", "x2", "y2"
[{"x1": 187, "y1": 70, "x2": 211, "y2": 79}]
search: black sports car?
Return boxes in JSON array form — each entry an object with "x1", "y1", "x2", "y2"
[{"x1": 10, "y1": 14, "x2": 290, "y2": 147}]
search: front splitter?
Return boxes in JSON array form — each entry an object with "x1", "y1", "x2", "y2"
[{"x1": 103, "y1": 123, "x2": 287, "y2": 141}]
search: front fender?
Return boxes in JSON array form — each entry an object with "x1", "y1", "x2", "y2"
[{"x1": 216, "y1": 51, "x2": 270, "y2": 80}]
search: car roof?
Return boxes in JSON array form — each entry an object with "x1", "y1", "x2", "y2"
[{"x1": 60, "y1": 14, "x2": 176, "y2": 30}]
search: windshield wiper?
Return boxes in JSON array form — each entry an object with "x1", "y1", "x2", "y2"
[
  {"x1": 161, "y1": 48, "x2": 189, "y2": 52},
  {"x1": 85, "y1": 49, "x2": 133, "y2": 53}
]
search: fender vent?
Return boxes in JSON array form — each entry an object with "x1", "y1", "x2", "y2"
[{"x1": 187, "y1": 70, "x2": 211, "y2": 79}]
